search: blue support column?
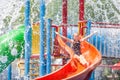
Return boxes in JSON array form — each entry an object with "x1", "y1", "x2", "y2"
[
  {"x1": 39, "y1": 0, "x2": 46, "y2": 76},
  {"x1": 46, "y1": 19, "x2": 51, "y2": 74},
  {"x1": 86, "y1": 20, "x2": 92, "y2": 42},
  {"x1": 86, "y1": 20, "x2": 94, "y2": 80},
  {"x1": 8, "y1": 65, "x2": 12, "y2": 80},
  {"x1": 24, "y1": 0, "x2": 31, "y2": 78},
  {"x1": 89, "y1": 71, "x2": 95, "y2": 80}
]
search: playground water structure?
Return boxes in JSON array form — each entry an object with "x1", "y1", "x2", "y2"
[
  {"x1": 85, "y1": 0, "x2": 120, "y2": 23},
  {"x1": 35, "y1": 32, "x2": 102, "y2": 80},
  {"x1": 0, "y1": 0, "x2": 120, "y2": 80},
  {"x1": 0, "y1": 21, "x2": 102, "y2": 80},
  {"x1": 0, "y1": 21, "x2": 119, "y2": 79},
  {"x1": 0, "y1": 20, "x2": 102, "y2": 78}
]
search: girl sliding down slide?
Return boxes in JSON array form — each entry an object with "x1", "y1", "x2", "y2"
[{"x1": 55, "y1": 31, "x2": 97, "y2": 67}]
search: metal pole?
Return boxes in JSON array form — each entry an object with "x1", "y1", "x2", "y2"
[
  {"x1": 89, "y1": 72, "x2": 95, "y2": 80},
  {"x1": 46, "y1": 19, "x2": 51, "y2": 74},
  {"x1": 62, "y1": 0, "x2": 67, "y2": 65},
  {"x1": 62, "y1": 0, "x2": 67, "y2": 37},
  {"x1": 24, "y1": 0, "x2": 31, "y2": 78},
  {"x1": 39, "y1": 0, "x2": 46, "y2": 76},
  {"x1": 8, "y1": 65, "x2": 12, "y2": 80},
  {"x1": 79, "y1": 0, "x2": 84, "y2": 20},
  {"x1": 86, "y1": 20, "x2": 91, "y2": 37}
]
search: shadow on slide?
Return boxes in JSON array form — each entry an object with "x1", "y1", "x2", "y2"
[{"x1": 35, "y1": 34, "x2": 102, "y2": 80}]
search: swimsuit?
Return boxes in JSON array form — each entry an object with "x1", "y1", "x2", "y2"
[{"x1": 72, "y1": 40, "x2": 81, "y2": 55}]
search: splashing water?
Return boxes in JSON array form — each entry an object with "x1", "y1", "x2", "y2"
[
  {"x1": 0, "y1": 0, "x2": 120, "y2": 80},
  {"x1": 0, "y1": 56, "x2": 7, "y2": 64},
  {"x1": 0, "y1": 0, "x2": 24, "y2": 35},
  {"x1": 85, "y1": 0, "x2": 120, "y2": 23}
]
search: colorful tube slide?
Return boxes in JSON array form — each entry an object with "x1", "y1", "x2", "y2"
[
  {"x1": 35, "y1": 34, "x2": 102, "y2": 80},
  {"x1": 0, "y1": 25, "x2": 24, "y2": 73}
]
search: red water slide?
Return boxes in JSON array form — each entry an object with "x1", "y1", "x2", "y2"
[{"x1": 35, "y1": 35, "x2": 102, "y2": 80}]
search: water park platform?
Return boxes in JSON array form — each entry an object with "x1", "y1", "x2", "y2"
[{"x1": 0, "y1": 0, "x2": 120, "y2": 80}]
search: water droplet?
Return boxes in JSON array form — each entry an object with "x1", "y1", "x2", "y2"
[{"x1": 11, "y1": 48, "x2": 18, "y2": 56}]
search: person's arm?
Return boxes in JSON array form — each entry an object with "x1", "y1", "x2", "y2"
[
  {"x1": 80, "y1": 31, "x2": 97, "y2": 42},
  {"x1": 55, "y1": 32, "x2": 74, "y2": 43}
]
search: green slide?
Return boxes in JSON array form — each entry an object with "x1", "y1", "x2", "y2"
[{"x1": 0, "y1": 25, "x2": 25, "y2": 73}]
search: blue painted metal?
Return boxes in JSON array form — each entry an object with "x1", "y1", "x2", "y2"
[
  {"x1": 46, "y1": 19, "x2": 51, "y2": 74},
  {"x1": 8, "y1": 65, "x2": 12, "y2": 80},
  {"x1": 89, "y1": 71, "x2": 95, "y2": 80},
  {"x1": 24, "y1": 0, "x2": 31, "y2": 78},
  {"x1": 86, "y1": 20, "x2": 94, "y2": 80},
  {"x1": 39, "y1": 0, "x2": 46, "y2": 76},
  {"x1": 86, "y1": 20, "x2": 91, "y2": 42}
]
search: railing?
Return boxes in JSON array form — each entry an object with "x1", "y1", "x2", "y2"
[{"x1": 89, "y1": 22, "x2": 120, "y2": 58}]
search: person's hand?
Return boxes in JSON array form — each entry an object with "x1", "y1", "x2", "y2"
[{"x1": 80, "y1": 31, "x2": 97, "y2": 42}]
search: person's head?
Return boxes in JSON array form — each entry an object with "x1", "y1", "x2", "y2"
[
  {"x1": 73, "y1": 33, "x2": 79, "y2": 41},
  {"x1": 73, "y1": 33, "x2": 82, "y2": 41}
]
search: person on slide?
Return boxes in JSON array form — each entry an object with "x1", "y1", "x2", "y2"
[{"x1": 55, "y1": 31, "x2": 97, "y2": 67}]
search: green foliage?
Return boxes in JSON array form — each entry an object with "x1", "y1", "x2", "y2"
[
  {"x1": 30, "y1": 0, "x2": 40, "y2": 23},
  {"x1": 85, "y1": 0, "x2": 120, "y2": 23},
  {"x1": 67, "y1": 0, "x2": 79, "y2": 24},
  {"x1": 101, "y1": 0, "x2": 106, "y2": 4},
  {"x1": 46, "y1": 0, "x2": 62, "y2": 18},
  {"x1": 111, "y1": 3, "x2": 120, "y2": 15},
  {"x1": 101, "y1": 58, "x2": 120, "y2": 80},
  {"x1": 45, "y1": 0, "x2": 62, "y2": 25},
  {"x1": 12, "y1": 13, "x2": 24, "y2": 26},
  {"x1": 3, "y1": 16, "x2": 12, "y2": 27},
  {"x1": 2, "y1": 0, "x2": 120, "y2": 28}
]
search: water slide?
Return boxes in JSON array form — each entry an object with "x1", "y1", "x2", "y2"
[
  {"x1": 35, "y1": 35, "x2": 102, "y2": 80},
  {"x1": 0, "y1": 25, "x2": 24, "y2": 73}
]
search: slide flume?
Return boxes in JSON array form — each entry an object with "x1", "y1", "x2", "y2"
[
  {"x1": 0, "y1": 25, "x2": 24, "y2": 73},
  {"x1": 35, "y1": 35, "x2": 102, "y2": 80}
]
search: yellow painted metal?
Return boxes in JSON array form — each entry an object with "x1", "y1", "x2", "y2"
[
  {"x1": 32, "y1": 23, "x2": 40, "y2": 54},
  {"x1": 78, "y1": 22, "x2": 81, "y2": 35},
  {"x1": 17, "y1": 58, "x2": 39, "y2": 78},
  {"x1": 78, "y1": 21, "x2": 87, "y2": 36},
  {"x1": 17, "y1": 23, "x2": 40, "y2": 78}
]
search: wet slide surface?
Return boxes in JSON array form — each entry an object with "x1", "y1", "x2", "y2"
[{"x1": 35, "y1": 35, "x2": 102, "y2": 80}]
